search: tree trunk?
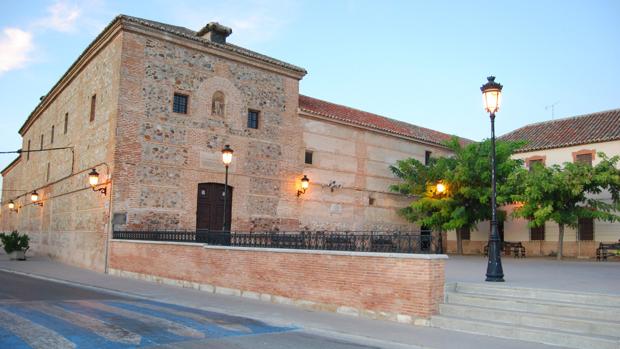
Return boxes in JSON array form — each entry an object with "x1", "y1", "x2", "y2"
[
  {"x1": 557, "y1": 224, "x2": 564, "y2": 260},
  {"x1": 456, "y1": 228, "x2": 463, "y2": 255}
]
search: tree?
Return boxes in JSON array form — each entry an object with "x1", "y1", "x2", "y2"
[
  {"x1": 510, "y1": 153, "x2": 620, "y2": 260},
  {"x1": 390, "y1": 137, "x2": 524, "y2": 254}
]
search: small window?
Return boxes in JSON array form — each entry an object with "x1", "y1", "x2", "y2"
[
  {"x1": 51, "y1": 125, "x2": 54, "y2": 144},
  {"x1": 64, "y1": 113, "x2": 68, "y2": 134},
  {"x1": 173, "y1": 93, "x2": 188, "y2": 114},
  {"x1": 247, "y1": 110, "x2": 259, "y2": 129},
  {"x1": 40, "y1": 134, "x2": 44, "y2": 150},
  {"x1": 305, "y1": 150, "x2": 313, "y2": 164},
  {"x1": 530, "y1": 224, "x2": 545, "y2": 240},
  {"x1": 575, "y1": 153, "x2": 593, "y2": 166},
  {"x1": 528, "y1": 159, "x2": 544, "y2": 171},
  {"x1": 26, "y1": 140, "x2": 31, "y2": 160},
  {"x1": 458, "y1": 227, "x2": 470, "y2": 241},
  {"x1": 425, "y1": 151, "x2": 432, "y2": 166},
  {"x1": 46, "y1": 162, "x2": 50, "y2": 182},
  {"x1": 368, "y1": 197, "x2": 375, "y2": 206},
  {"x1": 578, "y1": 218, "x2": 594, "y2": 240},
  {"x1": 90, "y1": 94, "x2": 96, "y2": 122}
]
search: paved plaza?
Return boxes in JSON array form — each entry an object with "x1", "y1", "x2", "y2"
[{"x1": 446, "y1": 255, "x2": 620, "y2": 295}]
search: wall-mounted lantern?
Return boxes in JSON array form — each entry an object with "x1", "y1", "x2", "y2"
[
  {"x1": 88, "y1": 168, "x2": 107, "y2": 196},
  {"x1": 8, "y1": 200, "x2": 18, "y2": 213},
  {"x1": 31, "y1": 191, "x2": 43, "y2": 206},
  {"x1": 297, "y1": 175, "x2": 310, "y2": 197}
]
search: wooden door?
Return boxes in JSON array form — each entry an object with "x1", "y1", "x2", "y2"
[{"x1": 196, "y1": 183, "x2": 232, "y2": 232}]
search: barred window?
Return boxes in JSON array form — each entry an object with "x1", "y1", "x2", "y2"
[
  {"x1": 173, "y1": 93, "x2": 188, "y2": 114},
  {"x1": 578, "y1": 218, "x2": 594, "y2": 240},
  {"x1": 575, "y1": 153, "x2": 593, "y2": 166},
  {"x1": 247, "y1": 110, "x2": 259, "y2": 129},
  {"x1": 530, "y1": 224, "x2": 545, "y2": 240}
]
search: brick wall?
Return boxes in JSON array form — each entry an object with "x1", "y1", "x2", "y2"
[{"x1": 109, "y1": 240, "x2": 446, "y2": 322}]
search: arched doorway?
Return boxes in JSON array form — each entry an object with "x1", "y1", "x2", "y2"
[{"x1": 196, "y1": 183, "x2": 233, "y2": 232}]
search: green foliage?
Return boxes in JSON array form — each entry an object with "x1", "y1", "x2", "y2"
[
  {"x1": 510, "y1": 153, "x2": 620, "y2": 229},
  {"x1": 389, "y1": 137, "x2": 524, "y2": 232},
  {"x1": 0, "y1": 231, "x2": 30, "y2": 254}
]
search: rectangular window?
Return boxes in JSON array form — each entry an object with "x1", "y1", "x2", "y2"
[
  {"x1": 530, "y1": 224, "x2": 545, "y2": 240},
  {"x1": 575, "y1": 153, "x2": 593, "y2": 166},
  {"x1": 51, "y1": 125, "x2": 54, "y2": 144},
  {"x1": 528, "y1": 159, "x2": 544, "y2": 171},
  {"x1": 458, "y1": 227, "x2": 470, "y2": 241},
  {"x1": 90, "y1": 94, "x2": 96, "y2": 122},
  {"x1": 46, "y1": 162, "x2": 50, "y2": 182},
  {"x1": 425, "y1": 151, "x2": 432, "y2": 166},
  {"x1": 40, "y1": 134, "x2": 44, "y2": 150},
  {"x1": 578, "y1": 218, "x2": 594, "y2": 240},
  {"x1": 173, "y1": 93, "x2": 188, "y2": 114},
  {"x1": 26, "y1": 140, "x2": 31, "y2": 160},
  {"x1": 64, "y1": 113, "x2": 68, "y2": 134},
  {"x1": 247, "y1": 110, "x2": 259, "y2": 129},
  {"x1": 305, "y1": 150, "x2": 313, "y2": 164}
]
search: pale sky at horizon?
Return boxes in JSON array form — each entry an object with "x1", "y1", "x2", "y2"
[{"x1": 0, "y1": 0, "x2": 619, "y2": 178}]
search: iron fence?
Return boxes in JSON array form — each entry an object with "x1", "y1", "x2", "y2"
[{"x1": 112, "y1": 230, "x2": 443, "y2": 254}]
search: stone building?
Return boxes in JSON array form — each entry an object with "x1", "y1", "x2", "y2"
[
  {"x1": 0, "y1": 15, "x2": 461, "y2": 271},
  {"x1": 445, "y1": 109, "x2": 620, "y2": 257}
]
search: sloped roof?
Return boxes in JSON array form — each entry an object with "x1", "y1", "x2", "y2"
[
  {"x1": 299, "y1": 95, "x2": 471, "y2": 147},
  {"x1": 499, "y1": 108, "x2": 620, "y2": 152}
]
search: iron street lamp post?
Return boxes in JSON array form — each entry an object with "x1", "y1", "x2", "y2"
[
  {"x1": 221, "y1": 145, "x2": 233, "y2": 232},
  {"x1": 481, "y1": 76, "x2": 505, "y2": 282}
]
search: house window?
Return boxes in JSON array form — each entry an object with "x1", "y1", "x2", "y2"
[
  {"x1": 578, "y1": 218, "x2": 594, "y2": 240},
  {"x1": 247, "y1": 110, "x2": 259, "y2": 129},
  {"x1": 305, "y1": 150, "x2": 313, "y2": 164},
  {"x1": 530, "y1": 224, "x2": 545, "y2": 240},
  {"x1": 458, "y1": 227, "x2": 470, "y2": 241},
  {"x1": 51, "y1": 125, "x2": 55, "y2": 144},
  {"x1": 173, "y1": 93, "x2": 188, "y2": 114},
  {"x1": 425, "y1": 151, "x2": 432, "y2": 166},
  {"x1": 575, "y1": 153, "x2": 593, "y2": 166},
  {"x1": 26, "y1": 140, "x2": 30, "y2": 160},
  {"x1": 40, "y1": 134, "x2": 44, "y2": 150},
  {"x1": 90, "y1": 94, "x2": 96, "y2": 122},
  {"x1": 64, "y1": 113, "x2": 68, "y2": 134},
  {"x1": 528, "y1": 159, "x2": 544, "y2": 171}
]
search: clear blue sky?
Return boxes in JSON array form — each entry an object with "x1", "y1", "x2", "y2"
[{"x1": 1, "y1": 0, "x2": 619, "y2": 175}]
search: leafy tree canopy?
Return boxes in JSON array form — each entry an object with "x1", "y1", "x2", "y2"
[{"x1": 389, "y1": 137, "x2": 524, "y2": 232}]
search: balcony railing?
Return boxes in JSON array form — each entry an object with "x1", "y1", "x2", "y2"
[{"x1": 112, "y1": 230, "x2": 443, "y2": 254}]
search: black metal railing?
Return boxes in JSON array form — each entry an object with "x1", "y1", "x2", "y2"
[{"x1": 112, "y1": 230, "x2": 443, "y2": 254}]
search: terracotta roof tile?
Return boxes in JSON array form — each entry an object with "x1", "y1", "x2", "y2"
[
  {"x1": 499, "y1": 108, "x2": 620, "y2": 152},
  {"x1": 299, "y1": 95, "x2": 471, "y2": 147}
]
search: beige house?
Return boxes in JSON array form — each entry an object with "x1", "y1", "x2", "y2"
[
  {"x1": 0, "y1": 15, "x2": 461, "y2": 271},
  {"x1": 446, "y1": 109, "x2": 620, "y2": 257}
]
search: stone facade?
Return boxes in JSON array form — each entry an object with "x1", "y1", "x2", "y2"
[{"x1": 1, "y1": 16, "x2": 452, "y2": 271}]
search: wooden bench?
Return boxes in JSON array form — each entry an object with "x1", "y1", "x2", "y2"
[
  {"x1": 596, "y1": 241, "x2": 620, "y2": 261},
  {"x1": 484, "y1": 242, "x2": 526, "y2": 258}
]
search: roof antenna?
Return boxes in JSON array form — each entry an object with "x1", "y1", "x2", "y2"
[{"x1": 545, "y1": 101, "x2": 559, "y2": 119}]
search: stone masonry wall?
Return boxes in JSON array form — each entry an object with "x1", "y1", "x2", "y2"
[
  {"x1": 112, "y1": 30, "x2": 305, "y2": 232},
  {"x1": 0, "y1": 32, "x2": 122, "y2": 271},
  {"x1": 110, "y1": 240, "x2": 446, "y2": 321}
]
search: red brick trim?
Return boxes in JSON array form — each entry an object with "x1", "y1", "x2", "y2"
[{"x1": 572, "y1": 149, "x2": 596, "y2": 163}]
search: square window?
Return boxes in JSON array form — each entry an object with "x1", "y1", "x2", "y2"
[
  {"x1": 247, "y1": 110, "x2": 259, "y2": 129},
  {"x1": 305, "y1": 150, "x2": 313, "y2": 164},
  {"x1": 173, "y1": 93, "x2": 189, "y2": 114}
]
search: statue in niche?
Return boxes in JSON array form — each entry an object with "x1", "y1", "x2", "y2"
[{"x1": 212, "y1": 91, "x2": 225, "y2": 116}]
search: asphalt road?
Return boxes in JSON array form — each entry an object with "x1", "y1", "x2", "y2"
[{"x1": 0, "y1": 271, "x2": 385, "y2": 349}]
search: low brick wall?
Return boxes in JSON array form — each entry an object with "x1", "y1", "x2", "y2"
[
  {"x1": 446, "y1": 240, "x2": 603, "y2": 258},
  {"x1": 109, "y1": 240, "x2": 447, "y2": 323}
]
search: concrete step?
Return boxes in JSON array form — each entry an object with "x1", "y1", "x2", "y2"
[
  {"x1": 445, "y1": 292, "x2": 618, "y2": 322},
  {"x1": 455, "y1": 282, "x2": 620, "y2": 307},
  {"x1": 431, "y1": 315, "x2": 620, "y2": 349},
  {"x1": 439, "y1": 303, "x2": 620, "y2": 338}
]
